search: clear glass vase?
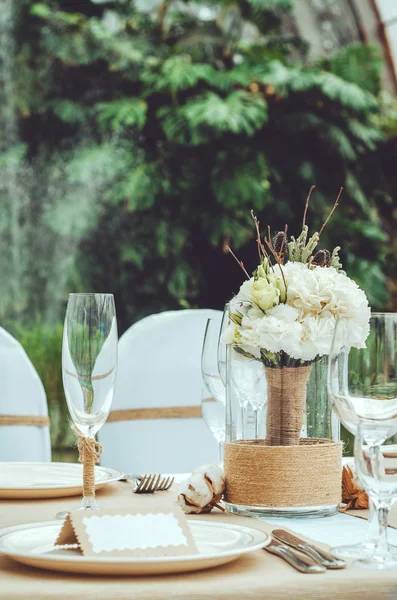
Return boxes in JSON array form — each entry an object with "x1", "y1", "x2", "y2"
[{"x1": 224, "y1": 346, "x2": 341, "y2": 519}]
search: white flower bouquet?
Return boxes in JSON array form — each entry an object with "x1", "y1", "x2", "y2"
[{"x1": 223, "y1": 187, "x2": 370, "y2": 445}]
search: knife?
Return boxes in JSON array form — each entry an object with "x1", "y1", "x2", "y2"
[
  {"x1": 272, "y1": 529, "x2": 346, "y2": 569},
  {"x1": 265, "y1": 538, "x2": 326, "y2": 573}
]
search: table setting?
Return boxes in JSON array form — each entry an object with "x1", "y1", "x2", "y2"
[{"x1": 1, "y1": 189, "x2": 397, "y2": 599}]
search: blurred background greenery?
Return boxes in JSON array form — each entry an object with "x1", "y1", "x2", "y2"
[{"x1": 1, "y1": 0, "x2": 397, "y2": 454}]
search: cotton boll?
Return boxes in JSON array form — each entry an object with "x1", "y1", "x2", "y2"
[
  {"x1": 177, "y1": 475, "x2": 213, "y2": 514},
  {"x1": 194, "y1": 464, "x2": 225, "y2": 497},
  {"x1": 184, "y1": 472, "x2": 213, "y2": 505},
  {"x1": 177, "y1": 465, "x2": 226, "y2": 514},
  {"x1": 177, "y1": 488, "x2": 205, "y2": 514}
]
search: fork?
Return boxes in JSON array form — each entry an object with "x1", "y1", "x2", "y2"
[{"x1": 132, "y1": 473, "x2": 175, "y2": 494}]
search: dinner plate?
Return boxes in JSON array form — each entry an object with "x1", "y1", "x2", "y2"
[
  {"x1": 0, "y1": 519, "x2": 270, "y2": 575},
  {"x1": 0, "y1": 462, "x2": 122, "y2": 499}
]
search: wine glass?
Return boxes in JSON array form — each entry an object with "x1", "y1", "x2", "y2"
[
  {"x1": 354, "y1": 428, "x2": 397, "y2": 569},
  {"x1": 229, "y1": 346, "x2": 267, "y2": 439},
  {"x1": 217, "y1": 302, "x2": 230, "y2": 387},
  {"x1": 201, "y1": 388, "x2": 225, "y2": 465},
  {"x1": 328, "y1": 312, "x2": 397, "y2": 562},
  {"x1": 201, "y1": 318, "x2": 225, "y2": 403},
  {"x1": 62, "y1": 293, "x2": 118, "y2": 511}
]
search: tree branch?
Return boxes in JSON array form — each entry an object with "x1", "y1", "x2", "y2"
[
  {"x1": 302, "y1": 185, "x2": 316, "y2": 230},
  {"x1": 318, "y1": 187, "x2": 343, "y2": 237},
  {"x1": 251, "y1": 210, "x2": 267, "y2": 261},
  {"x1": 226, "y1": 245, "x2": 250, "y2": 280},
  {"x1": 264, "y1": 231, "x2": 287, "y2": 291}
]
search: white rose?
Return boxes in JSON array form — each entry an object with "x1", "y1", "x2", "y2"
[{"x1": 251, "y1": 277, "x2": 280, "y2": 311}]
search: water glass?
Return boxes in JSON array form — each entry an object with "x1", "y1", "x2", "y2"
[
  {"x1": 328, "y1": 312, "x2": 397, "y2": 563},
  {"x1": 354, "y1": 428, "x2": 397, "y2": 569}
]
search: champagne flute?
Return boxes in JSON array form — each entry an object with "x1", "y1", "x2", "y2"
[
  {"x1": 328, "y1": 313, "x2": 397, "y2": 561},
  {"x1": 217, "y1": 302, "x2": 230, "y2": 387},
  {"x1": 62, "y1": 293, "x2": 118, "y2": 511},
  {"x1": 201, "y1": 388, "x2": 225, "y2": 465},
  {"x1": 229, "y1": 346, "x2": 267, "y2": 439},
  {"x1": 201, "y1": 318, "x2": 225, "y2": 403}
]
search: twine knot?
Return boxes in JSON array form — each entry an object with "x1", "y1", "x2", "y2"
[{"x1": 72, "y1": 424, "x2": 103, "y2": 498}]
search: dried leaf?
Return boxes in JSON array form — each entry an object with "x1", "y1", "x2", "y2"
[{"x1": 341, "y1": 465, "x2": 369, "y2": 511}]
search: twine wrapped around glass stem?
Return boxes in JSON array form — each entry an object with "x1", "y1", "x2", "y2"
[{"x1": 72, "y1": 425, "x2": 103, "y2": 497}]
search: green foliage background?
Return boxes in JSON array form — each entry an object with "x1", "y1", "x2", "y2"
[{"x1": 2, "y1": 0, "x2": 397, "y2": 449}]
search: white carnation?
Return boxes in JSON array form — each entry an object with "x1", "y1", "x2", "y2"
[
  {"x1": 221, "y1": 323, "x2": 238, "y2": 345},
  {"x1": 267, "y1": 304, "x2": 299, "y2": 323},
  {"x1": 299, "y1": 315, "x2": 336, "y2": 361},
  {"x1": 235, "y1": 278, "x2": 254, "y2": 304},
  {"x1": 256, "y1": 315, "x2": 303, "y2": 356}
]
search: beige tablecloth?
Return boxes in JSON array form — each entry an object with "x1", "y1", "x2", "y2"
[{"x1": 0, "y1": 482, "x2": 397, "y2": 600}]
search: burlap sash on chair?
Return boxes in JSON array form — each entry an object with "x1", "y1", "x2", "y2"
[
  {"x1": 107, "y1": 406, "x2": 202, "y2": 422},
  {"x1": 0, "y1": 415, "x2": 50, "y2": 427}
]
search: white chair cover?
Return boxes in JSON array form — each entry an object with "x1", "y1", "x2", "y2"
[
  {"x1": 0, "y1": 327, "x2": 51, "y2": 461},
  {"x1": 99, "y1": 309, "x2": 223, "y2": 474}
]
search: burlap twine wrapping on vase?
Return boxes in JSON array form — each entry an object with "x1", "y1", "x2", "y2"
[
  {"x1": 265, "y1": 365, "x2": 312, "y2": 446},
  {"x1": 224, "y1": 438, "x2": 342, "y2": 507},
  {"x1": 72, "y1": 425, "x2": 103, "y2": 498},
  {"x1": 224, "y1": 364, "x2": 342, "y2": 508}
]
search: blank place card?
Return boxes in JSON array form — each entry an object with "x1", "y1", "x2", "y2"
[{"x1": 56, "y1": 504, "x2": 198, "y2": 558}]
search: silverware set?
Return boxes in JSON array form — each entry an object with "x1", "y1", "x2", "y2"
[
  {"x1": 123, "y1": 473, "x2": 175, "y2": 494},
  {"x1": 264, "y1": 529, "x2": 347, "y2": 573}
]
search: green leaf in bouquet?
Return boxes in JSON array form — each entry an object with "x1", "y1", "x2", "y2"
[{"x1": 230, "y1": 311, "x2": 243, "y2": 326}]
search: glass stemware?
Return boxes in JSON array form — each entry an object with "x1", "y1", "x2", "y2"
[
  {"x1": 201, "y1": 318, "x2": 225, "y2": 403},
  {"x1": 201, "y1": 388, "x2": 225, "y2": 465},
  {"x1": 354, "y1": 429, "x2": 397, "y2": 570},
  {"x1": 62, "y1": 293, "x2": 118, "y2": 510},
  {"x1": 217, "y1": 302, "x2": 230, "y2": 387},
  {"x1": 229, "y1": 347, "x2": 267, "y2": 439},
  {"x1": 328, "y1": 312, "x2": 397, "y2": 562}
]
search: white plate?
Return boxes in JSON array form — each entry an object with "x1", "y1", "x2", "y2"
[
  {"x1": 0, "y1": 519, "x2": 270, "y2": 575},
  {"x1": 0, "y1": 462, "x2": 122, "y2": 499}
]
